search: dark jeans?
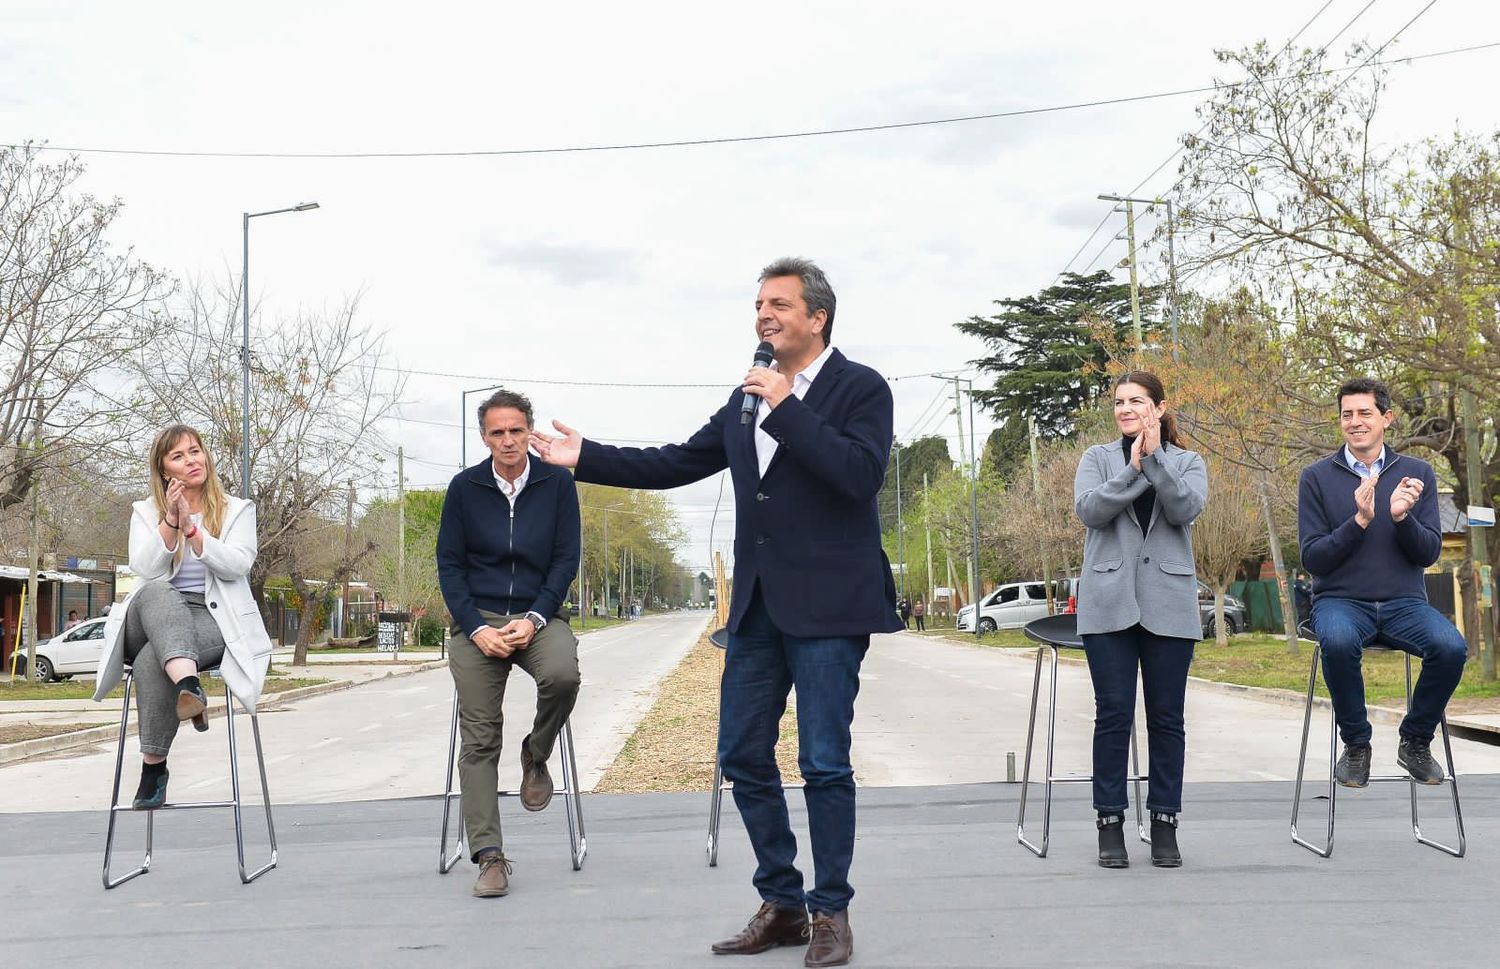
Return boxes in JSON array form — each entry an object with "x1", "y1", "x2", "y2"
[
  {"x1": 720, "y1": 586, "x2": 868, "y2": 915},
  {"x1": 1311, "y1": 596, "x2": 1467, "y2": 745},
  {"x1": 1082, "y1": 625, "x2": 1195, "y2": 815}
]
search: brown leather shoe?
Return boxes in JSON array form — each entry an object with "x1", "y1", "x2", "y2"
[
  {"x1": 175, "y1": 684, "x2": 208, "y2": 722},
  {"x1": 711, "y1": 901, "x2": 809, "y2": 955},
  {"x1": 804, "y1": 910, "x2": 852, "y2": 968},
  {"x1": 519, "y1": 734, "x2": 554, "y2": 812},
  {"x1": 471, "y1": 850, "x2": 512, "y2": 898}
]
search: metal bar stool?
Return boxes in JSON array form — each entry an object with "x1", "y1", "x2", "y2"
[
  {"x1": 704, "y1": 625, "x2": 804, "y2": 868},
  {"x1": 1017, "y1": 613, "x2": 1148, "y2": 857},
  {"x1": 103, "y1": 667, "x2": 277, "y2": 889},
  {"x1": 1291, "y1": 621, "x2": 1465, "y2": 858},
  {"x1": 437, "y1": 688, "x2": 587, "y2": 873}
]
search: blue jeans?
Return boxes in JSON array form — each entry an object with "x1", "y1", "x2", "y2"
[
  {"x1": 720, "y1": 586, "x2": 868, "y2": 915},
  {"x1": 1312, "y1": 596, "x2": 1467, "y2": 745},
  {"x1": 1082, "y1": 626, "x2": 1195, "y2": 814}
]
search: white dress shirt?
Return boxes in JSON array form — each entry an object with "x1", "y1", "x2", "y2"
[
  {"x1": 754, "y1": 343, "x2": 834, "y2": 478},
  {"x1": 1343, "y1": 444, "x2": 1387, "y2": 479}
]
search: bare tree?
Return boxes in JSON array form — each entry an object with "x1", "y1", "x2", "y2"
[
  {"x1": 125, "y1": 276, "x2": 404, "y2": 662},
  {"x1": 1192, "y1": 461, "x2": 1267, "y2": 647},
  {"x1": 0, "y1": 145, "x2": 170, "y2": 512}
]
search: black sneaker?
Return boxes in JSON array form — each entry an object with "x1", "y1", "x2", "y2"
[
  {"x1": 1096, "y1": 814, "x2": 1128, "y2": 869},
  {"x1": 1334, "y1": 743, "x2": 1372, "y2": 788},
  {"x1": 1150, "y1": 812, "x2": 1181, "y2": 868},
  {"x1": 1398, "y1": 736, "x2": 1445, "y2": 785}
]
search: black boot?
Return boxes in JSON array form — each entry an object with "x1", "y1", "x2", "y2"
[
  {"x1": 1150, "y1": 812, "x2": 1181, "y2": 868},
  {"x1": 1097, "y1": 814, "x2": 1128, "y2": 869}
]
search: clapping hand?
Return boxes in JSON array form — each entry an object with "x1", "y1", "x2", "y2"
[
  {"x1": 1354, "y1": 474, "x2": 1378, "y2": 528},
  {"x1": 1389, "y1": 475, "x2": 1423, "y2": 522}
]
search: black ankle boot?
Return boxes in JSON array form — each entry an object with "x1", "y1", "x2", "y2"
[
  {"x1": 1150, "y1": 812, "x2": 1181, "y2": 868},
  {"x1": 132, "y1": 762, "x2": 169, "y2": 811},
  {"x1": 1097, "y1": 814, "x2": 1128, "y2": 869}
]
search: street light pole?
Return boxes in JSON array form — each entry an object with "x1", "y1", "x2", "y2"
[
  {"x1": 242, "y1": 201, "x2": 319, "y2": 499},
  {"x1": 934, "y1": 373, "x2": 983, "y2": 639}
]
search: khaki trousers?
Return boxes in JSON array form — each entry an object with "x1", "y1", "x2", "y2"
[{"x1": 447, "y1": 610, "x2": 580, "y2": 859}]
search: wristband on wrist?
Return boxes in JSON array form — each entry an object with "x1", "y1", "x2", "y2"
[
  {"x1": 165, "y1": 518, "x2": 180, "y2": 529},
  {"x1": 183, "y1": 524, "x2": 199, "y2": 539}
]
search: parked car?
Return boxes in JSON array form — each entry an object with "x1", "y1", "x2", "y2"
[
  {"x1": 957, "y1": 582, "x2": 1053, "y2": 633},
  {"x1": 19, "y1": 616, "x2": 108, "y2": 682},
  {"x1": 1197, "y1": 582, "x2": 1248, "y2": 639}
]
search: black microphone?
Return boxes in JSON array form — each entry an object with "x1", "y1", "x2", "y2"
[{"x1": 740, "y1": 341, "x2": 775, "y2": 425}]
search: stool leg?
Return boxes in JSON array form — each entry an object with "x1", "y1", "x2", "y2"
[
  {"x1": 707, "y1": 757, "x2": 726, "y2": 867},
  {"x1": 227, "y1": 683, "x2": 278, "y2": 884},
  {"x1": 559, "y1": 719, "x2": 587, "y2": 870},
  {"x1": 438, "y1": 689, "x2": 465, "y2": 874},
  {"x1": 1291, "y1": 640, "x2": 1336, "y2": 857},
  {"x1": 1016, "y1": 644, "x2": 1049, "y2": 856},
  {"x1": 1405, "y1": 654, "x2": 1466, "y2": 857},
  {"x1": 103, "y1": 671, "x2": 152, "y2": 889},
  {"x1": 1130, "y1": 723, "x2": 1149, "y2": 845}
]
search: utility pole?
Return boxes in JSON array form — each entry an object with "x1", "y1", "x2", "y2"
[
  {"x1": 951, "y1": 378, "x2": 981, "y2": 638},
  {"x1": 1123, "y1": 199, "x2": 1142, "y2": 362},
  {"x1": 1028, "y1": 416, "x2": 1055, "y2": 614},
  {"x1": 924, "y1": 472, "x2": 934, "y2": 611},
  {"x1": 24, "y1": 400, "x2": 42, "y2": 666},
  {"x1": 1257, "y1": 473, "x2": 1300, "y2": 654},
  {"x1": 396, "y1": 447, "x2": 407, "y2": 649},
  {"x1": 1462, "y1": 389, "x2": 1497, "y2": 680},
  {"x1": 894, "y1": 441, "x2": 906, "y2": 599},
  {"x1": 341, "y1": 479, "x2": 355, "y2": 638},
  {"x1": 603, "y1": 514, "x2": 611, "y2": 617}
]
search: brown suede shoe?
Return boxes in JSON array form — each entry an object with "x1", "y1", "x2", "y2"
[
  {"x1": 471, "y1": 850, "x2": 512, "y2": 898},
  {"x1": 711, "y1": 901, "x2": 809, "y2": 955},
  {"x1": 519, "y1": 734, "x2": 554, "y2": 812},
  {"x1": 804, "y1": 910, "x2": 852, "y2": 968}
]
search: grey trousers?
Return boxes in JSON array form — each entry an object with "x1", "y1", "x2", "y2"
[
  {"x1": 122, "y1": 580, "x2": 225, "y2": 756},
  {"x1": 447, "y1": 610, "x2": 580, "y2": 860}
]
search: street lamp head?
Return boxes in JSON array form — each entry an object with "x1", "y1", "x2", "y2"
[{"x1": 294, "y1": 202, "x2": 320, "y2": 211}]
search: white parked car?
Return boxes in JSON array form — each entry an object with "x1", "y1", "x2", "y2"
[
  {"x1": 956, "y1": 582, "x2": 1053, "y2": 633},
  {"x1": 21, "y1": 616, "x2": 108, "y2": 682}
]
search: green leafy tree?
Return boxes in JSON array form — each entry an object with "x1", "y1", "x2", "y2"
[{"x1": 956, "y1": 270, "x2": 1162, "y2": 440}]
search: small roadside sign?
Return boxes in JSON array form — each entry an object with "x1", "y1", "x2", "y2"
[{"x1": 1467, "y1": 505, "x2": 1495, "y2": 527}]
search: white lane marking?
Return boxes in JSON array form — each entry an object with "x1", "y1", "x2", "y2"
[
  {"x1": 308, "y1": 736, "x2": 342, "y2": 749},
  {"x1": 357, "y1": 723, "x2": 381, "y2": 733}
]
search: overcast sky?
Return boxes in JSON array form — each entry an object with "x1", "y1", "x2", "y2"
[{"x1": 4, "y1": 0, "x2": 1498, "y2": 572}]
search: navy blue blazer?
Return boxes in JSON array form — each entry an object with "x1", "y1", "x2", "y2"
[{"x1": 575, "y1": 348, "x2": 903, "y2": 638}]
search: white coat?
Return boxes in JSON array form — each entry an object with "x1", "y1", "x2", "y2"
[{"x1": 93, "y1": 495, "x2": 274, "y2": 711}]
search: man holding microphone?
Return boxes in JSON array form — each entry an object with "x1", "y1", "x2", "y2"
[{"x1": 534, "y1": 257, "x2": 899, "y2": 967}]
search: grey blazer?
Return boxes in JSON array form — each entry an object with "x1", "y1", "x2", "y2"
[{"x1": 1073, "y1": 439, "x2": 1208, "y2": 641}]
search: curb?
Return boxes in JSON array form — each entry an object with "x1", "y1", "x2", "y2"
[{"x1": 0, "y1": 659, "x2": 448, "y2": 766}]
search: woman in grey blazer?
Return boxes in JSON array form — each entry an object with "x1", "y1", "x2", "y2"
[{"x1": 1074, "y1": 371, "x2": 1207, "y2": 869}]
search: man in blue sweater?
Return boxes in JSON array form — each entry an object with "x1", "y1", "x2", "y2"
[
  {"x1": 1297, "y1": 377, "x2": 1467, "y2": 788},
  {"x1": 437, "y1": 389, "x2": 582, "y2": 897}
]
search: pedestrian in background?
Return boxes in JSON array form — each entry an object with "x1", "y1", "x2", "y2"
[
  {"x1": 1074, "y1": 371, "x2": 1207, "y2": 869},
  {"x1": 913, "y1": 597, "x2": 926, "y2": 632},
  {"x1": 93, "y1": 425, "x2": 273, "y2": 811},
  {"x1": 898, "y1": 597, "x2": 911, "y2": 629}
]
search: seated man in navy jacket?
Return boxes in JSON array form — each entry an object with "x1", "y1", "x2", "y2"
[
  {"x1": 535, "y1": 257, "x2": 899, "y2": 968},
  {"x1": 437, "y1": 388, "x2": 582, "y2": 898},
  {"x1": 1297, "y1": 377, "x2": 1467, "y2": 789}
]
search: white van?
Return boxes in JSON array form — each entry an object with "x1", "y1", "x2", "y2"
[{"x1": 956, "y1": 582, "x2": 1053, "y2": 633}]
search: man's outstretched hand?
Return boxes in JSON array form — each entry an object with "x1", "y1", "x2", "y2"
[{"x1": 531, "y1": 420, "x2": 583, "y2": 468}]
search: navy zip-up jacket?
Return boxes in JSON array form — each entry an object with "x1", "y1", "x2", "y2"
[
  {"x1": 1297, "y1": 447, "x2": 1442, "y2": 603},
  {"x1": 436, "y1": 455, "x2": 581, "y2": 635}
]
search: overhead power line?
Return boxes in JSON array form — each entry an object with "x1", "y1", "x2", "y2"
[{"x1": 8, "y1": 39, "x2": 1494, "y2": 162}]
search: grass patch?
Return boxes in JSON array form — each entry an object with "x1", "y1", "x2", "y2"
[
  {"x1": 595, "y1": 624, "x2": 801, "y2": 794},
  {"x1": 0, "y1": 722, "x2": 101, "y2": 744},
  {"x1": 1189, "y1": 633, "x2": 1500, "y2": 704}
]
